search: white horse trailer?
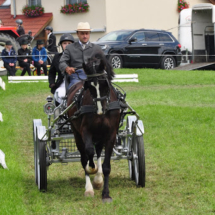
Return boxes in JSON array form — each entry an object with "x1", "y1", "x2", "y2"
[
  {"x1": 176, "y1": 3, "x2": 215, "y2": 70},
  {"x1": 192, "y1": 3, "x2": 215, "y2": 63}
]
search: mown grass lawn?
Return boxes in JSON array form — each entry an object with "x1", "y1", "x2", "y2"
[{"x1": 0, "y1": 68, "x2": 215, "y2": 215}]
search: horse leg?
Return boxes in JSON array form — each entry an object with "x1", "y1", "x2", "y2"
[
  {"x1": 82, "y1": 129, "x2": 98, "y2": 174},
  {"x1": 73, "y1": 130, "x2": 94, "y2": 197},
  {"x1": 102, "y1": 138, "x2": 115, "y2": 203},
  {"x1": 93, "y1": 143, "x2": 104, "y2": 190}
]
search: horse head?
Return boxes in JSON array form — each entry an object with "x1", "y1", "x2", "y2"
[{"x1": 82, "y1": 52, "x2": 115, "y2": 115}]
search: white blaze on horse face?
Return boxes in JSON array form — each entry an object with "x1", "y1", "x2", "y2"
[{"x1": 91, "y1": 82, "x2": 103, "y2": 115}]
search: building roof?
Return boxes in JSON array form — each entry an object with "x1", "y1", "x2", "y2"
[
  {"x1": 0, "y1": 0, "x2": 5, "y2": 6},
  {"x1": 0, "y1": 7, "x2": 53, "y2": 37}
]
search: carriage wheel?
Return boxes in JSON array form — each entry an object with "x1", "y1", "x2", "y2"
[
  {"x1": 33, "y1": 119, "x2": 42, "y2": 185},
  {"x1": 37, "y1": 139, "x2": 47, "y2": 192},
  {"x1": 126, "y1": 116, "x2": 136, "y2": 180},
  {"x1": 132, "y1": 125, "x2": 145, "y2": 187},
  {"x1": 128, "y1": 135, "x2": 135, "y2": 180}
]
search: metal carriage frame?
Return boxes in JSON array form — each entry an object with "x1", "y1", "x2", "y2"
[{"x1": 33, "y1": 87, "x2": 145, "y2": 192}]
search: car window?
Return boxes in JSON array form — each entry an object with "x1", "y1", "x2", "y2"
[
  {"x1": 131, "y1": 32, "x2": 145, "y2": 42},
  {"x1": 159, "y1": 33, "x2": 173, "y2": 42},
  {"x1": 98, "y1": 31, "x2": 133, "y2": 42},
  {"x1": 145, "y1": 32, "x2": 160, "y2": 42}
]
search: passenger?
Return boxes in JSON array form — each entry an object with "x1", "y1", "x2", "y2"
[
  {"x1": 44, "y1": 26, "x2": 58, "y2": 53},
  {"x1": 16, "y1": 19, "x2": 25, "y2": 36},
  {"x1": 1, "y1": 41, "x2": 17, "y2": 76},
  {"x1": 18, "y1": 40, "x2": 31, "y2": 76},
  {"x1": 48, "y1": 33, "x2": 75, "y2": 105},
  {"x1": 59, "y1": 22, "x2": 102, "y2": 89},
  {"x1": 32, "y1": 40, "x2": 47, "y2": 76}
]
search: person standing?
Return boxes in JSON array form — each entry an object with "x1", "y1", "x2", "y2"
[
  {"x1": 59, "y1": 22, "x2": 102, "y2": 88},
  {"x1": 32, "y1": 40, "x2": 47, "y2": 76},
  {"x1": 45, "y1": 26, "x2": 58, "y2": 53},
  {"x1": 18, "y1": 40, "x2": 31, "y2": 76},
  {"x1": 48, "y1": 33, "x2": 75, "y2": 105},
  {"x1": 1, "y1": 41, "x2": 17, "y2": 76},
  {"x1": 16, "y1": 19, "x2": 25, "y2": 36}
]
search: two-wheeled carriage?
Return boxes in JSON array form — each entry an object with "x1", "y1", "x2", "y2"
[{"x1": 33, "y1": 87, "x2": 145, "y2": 192}]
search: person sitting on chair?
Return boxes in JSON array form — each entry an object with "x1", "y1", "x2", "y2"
[
  {"x1": 16, "y1": 19, "x2": 25, "y2": 36},
  {"x1": 45, "y1": 26, "x2": 58, "y2": 53},
  {"x1": 1, "y1": 41, "x2": 17, "y2": 76},
  {"x1": 59, "y1": 22, "x2": 102, "y2": 88},
  {"x1": 48, "y1": 33, "x2": 75, "y2": 105},
  {"x1": 32, "y1": 40, "x2": 47, "y2": 76},
  {"x1": 18, "y1": 40, "x2": 31, "y2": 76}
]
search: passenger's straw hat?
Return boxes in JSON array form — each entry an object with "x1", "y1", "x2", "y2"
[{"x1": 76, "y1": 22, "x2": 91, "y2": 32}]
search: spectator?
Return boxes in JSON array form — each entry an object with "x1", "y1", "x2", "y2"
[
  {"x1": 32, "y1": 40, "x2": 47, "y2": 76},
  {"x1": 45, "y1": 26, "x2": 58, "y2": 53},
  {"x1": 16, "y1": 19, "x2": 25, "y2": 36},
  {"x1": 18, "y1": 40, "x2": 31, "y2": 76},
  {"x1": 1, "y1": 41, "x2": 17, "y2": 76}
]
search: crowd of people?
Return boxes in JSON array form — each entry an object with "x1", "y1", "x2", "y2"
[
  {"x1": 1, "y1": 18, "x2": 58, "y2": 76},
  {"x1": 1, "y1": 21, "x2": 102, "y2": 106},
  {"x1": 1, "y1": 37, "x2": 50, "y2": 76}
]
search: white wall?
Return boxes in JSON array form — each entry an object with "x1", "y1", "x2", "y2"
[
  {"x1": 105, "y1": 0, "x2": 209, "y2": 39},
  {"x1": 11, "y1": 0, "x2": 211, "y2": 41}
]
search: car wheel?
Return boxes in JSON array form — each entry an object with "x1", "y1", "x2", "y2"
[
  {"x1": 161, "y1": 55, "x2": 176, "y2": 70},
  {"x1": 109, "y1": 54, "x2": 123, "y2": 68}
]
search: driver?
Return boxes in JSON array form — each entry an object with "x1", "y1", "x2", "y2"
[
  {"x1": 48, "y1": 33, "x2": 75, "y2": 105},
  {"x1": 59, "y1": 22, "x2": 102, "y2": 88}
]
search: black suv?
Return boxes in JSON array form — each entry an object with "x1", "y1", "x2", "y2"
[{"x1": 94, "y1": 29, "x2": 182, "y2": 69}]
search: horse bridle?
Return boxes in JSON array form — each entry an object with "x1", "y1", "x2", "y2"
[{"x1": 81, "y1": 62, "x2": 112, "y2": 113}]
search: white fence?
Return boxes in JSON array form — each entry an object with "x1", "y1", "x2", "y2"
[{"x1": 8, "y1": 74, "x2": 139, "y2": 83}]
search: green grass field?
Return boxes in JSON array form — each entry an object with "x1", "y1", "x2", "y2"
[{"x1": 0, "y1": 69, "x2": 215, "y2": 215}]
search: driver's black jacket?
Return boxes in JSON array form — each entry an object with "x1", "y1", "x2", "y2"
[{"x1": 48, "y1": 52, "x2": 64, "y2": 94}]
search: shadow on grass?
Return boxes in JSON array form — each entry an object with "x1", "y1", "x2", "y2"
[{"x1": 24, "y1": 174, "x2": 137, "y2": 200}]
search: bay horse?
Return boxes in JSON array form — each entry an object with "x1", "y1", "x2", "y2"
[{"x1": 67, "y1": 53, "x2": 121, "y2": 202}]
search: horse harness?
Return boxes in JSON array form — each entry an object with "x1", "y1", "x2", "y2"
[
  {"x1": 56, "y1": 68, "x2": 129, "y2": 131},
  {"x1": 72, "y1": 67, "x2": 127, "y2": 118}
]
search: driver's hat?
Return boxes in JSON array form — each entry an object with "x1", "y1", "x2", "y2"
[{"x1": 76, "y1": 22, "x2": 91, "y2": 32}]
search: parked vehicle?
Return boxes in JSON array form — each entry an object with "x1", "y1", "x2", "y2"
[{"x1": 94, "y1": 29, "x2": 182, "y2": 69}]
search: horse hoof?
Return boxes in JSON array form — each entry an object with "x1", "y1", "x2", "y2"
[
  {"x1": 85, "y1": 164, "x2": 98, "y2": 175},
  {"x1": 84, "y1": 190, "x2": 94, "y2": 197},
  {"x1": 93, "y1": 180, "x2": 104, "y2": 190},
  {"x1": 102, "y1": 197, "x2": 112, "y2": 203}
]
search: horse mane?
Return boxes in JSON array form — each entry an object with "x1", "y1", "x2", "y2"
[{"x1": 84, "y1": 51, "x2": 115, "y2": 81}]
